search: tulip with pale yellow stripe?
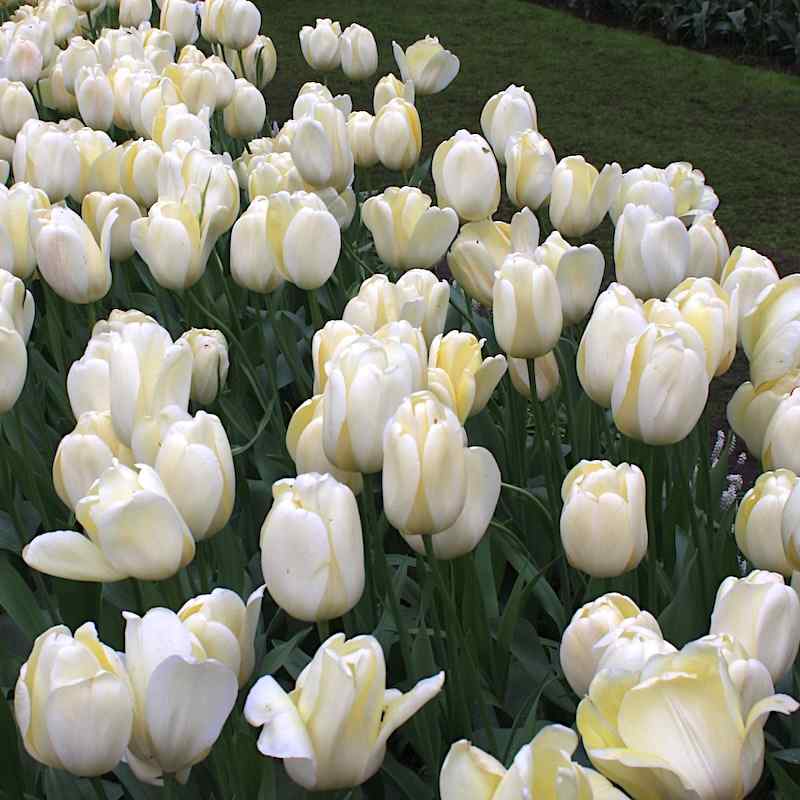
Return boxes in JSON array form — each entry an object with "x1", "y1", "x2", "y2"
[
  {"x1": 392, "y1": 35, "x2": 459, "y2": 95},
  {"x1": 480, "y1": 84, "x2": 537, "y2": 163},
  {"x1": 721, "y1": 246, "x2": 779, "y2": 332},
  {"x1": 373, "y1": 97, "x2": 422, "y2": 172},
  {"x1": 505, "y1": 128, "x2": 556, "y2": 211}
]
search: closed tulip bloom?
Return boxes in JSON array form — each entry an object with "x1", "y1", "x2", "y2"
[
  {"x1": 5, "y1": 37, "x2": 43, "y2": 88},
  {"x1": 735, "y1": 470, "x2": 797, "y2": 576},
  {"x1": 505, "y1": 128, "x2": 556, "y2": 211},
  {"x1": 611, "y1": 323, "x2": 708, "y2": 445},
  {"x1": 480, "y1": 84, "x2": 537, "y2": 163},
  {"x1": 223, "y1": 78, "x2": 266, "y2": 139},
  {"x1": 447, "y1": 207, "x2": 540, "y2": 308},
  {"x1": 163, "y1": 63, "x2": 217, "y2": 115},
  {"x1": 427, "y1": 332, "x2": 507, "y2": 422},
  {"x1": 609, "y1": 164, "x2": 674, "y2": 224},
  {"x1": 245, "y1": 633, "x2": 444, "y2": 791},
  {"x1": 228, "y1": 35, "x2": 277, "y2": 88},
  {"x1": 38, "y1": 62, "x2": 77, "y2": 116},
  {"x1": 342, "y1": 273, "x2": 425, "y2": 333},
  {"x1": 229, "y1": 197, "x2": 284, "y2": 294},
  {"x1": 578, "y1": 639, "x2": 798, "y2": 800},
  {"x1": 508, "y1": 352, "x2": 559, "y2": 401},
  {"x1": 560, "y1": 592, "x2": 662, "y2": 697},
  {"x1": 161, "y1": 0, "x2": 199, "y2": 47},
  {"x1": 291, "y1": 100, "x2": 354, "y2": 192},
  {"x1": 53, "y1": 411, "x2": 134, "y2": 512},
  {"x1": 433, "y1": 130, "x2": 500, "y2": 222},
  {"x1": 614, "y1": 204, "x2": 690, "y2": 299},
  {"x1": 347, "y1": 110, "x2": 379, "y2": 167},
  {"x1": 323, "y1": 336, "x2": 419, "y2": 473},
  {"x1": 374, "y1": 320, "x2": 429, "y2": 390},
  {"x1": 535, "y1": 231, "x2": 605, "y2": 325},
  {"x1": 493, "y1": 253, "x2": 563, "y2": 359},
  {"x1": 577, "y1": 283, "x2": 647, "y2": 408},
  {"x1": 178, "y1": 586, "x2": 264, "y2": 687},
  {"x1": 764, "y1": 390, "x2": 800, "y2": 475},
  {"x1": 59, "y1": 36, "x2": 98, "y2": 93},
  {"x1": 0, "y1": 182, "x2": 50, "y2": 281},
  {"x1": 395, "y1": 269, "x2": 449, "y2": 345},
  {"x1": 200, "y1": 56, "x2": 235, "y2": 108},
  {"x1": 292, "y1": 82, "x2": 352, "y2": 120},
  {"x1": 362, "y1": 186, "x2": 458, "y2": 272},
  {"x1": 392, "y1": 35, "x2": 459, "y2": 95},
  {"x1": 0, "y1": 79, "x2": 37, "y2": 138},
  {"x1": 71, "y1": 127, "x2": 116, "y2": 203},
  {"x1": 245, "y1": 152, "x2": 304, "y2": 200},
  {"x1": 299, "y1": 18, "x2": 341, "y2": 71},
  {"x1": 710, "y1": 570, "x2": 800, "y2": 683},
  {"x1": 119, "y1": 0, "x2": 151, "y2": 26},
  {"x1": 373, "y1": 72, "x2": 414, "y2": 113},
  {"x1": 595, "y1": 625, "x2": 677, "y2": 675},
  {"x1": 340, "y1": 23, "x2": 378, "y2": 80},
  {"x1": 13, "y1": 119, "x2": 80, "y2": 202},
  {"x1": 372, "y1": 97, "x2": 422, "y2": 172},
  {"x1": 560, "y1": 460, "x2": 648, "y2": 578},
  {"x1": 721, "y1": 246, "x2": 779, "y2": 332},
  {"x1": 38, "y1": 0, "x2": 79, "y2": 44},
  {"x1": 260, "y1": 474, "x2": 364, "y2": 621},
  {"x1": 207, "y1": 0, "x2": 260, "y2": 50},
  {"x1": 90, "y1": 139, "x2": 162, "y2": 209},
  {"x1": 24, "y1": 461, "x2": 195, "y2": 582},
  {"x1": 123, "y1": 607, "x2": 238, "y2": 784},
  {"x1": 312, "y1": 320, "x2": 364, "y2": 394},
  {"x1": 14, "y1": 623, "x2": 134, "y2": 777},
  {"x1": 687, "y1": 213, "x2": 729, "y2": 281},
  {"x1": 67, "y1": 333, "x2": 114, "y2": 419},
  {"x1": 286, "y1": 395, "x2": 363, "y2": 494},
  {"x1": 0, "y1": 325, "x2": 26, "y2": 414},
  {"x1": 82, "y1": 191, "x2": 142, "y2": 263},
  {"x1": 665, "y1": 160, "x2": 719, "y2": 222},
  {"x1": 151, "y1": 102, "x2": 211, "y2": 151},
  {"x1": 177, "y1": 328, "x2": 229, "y2": 405}
]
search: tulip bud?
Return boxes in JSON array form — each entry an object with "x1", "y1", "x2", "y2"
[
  {"x1": 493, "y1": 253, "x2": 563, "y2": 359},
  {"x1": 161, "y1": 0, "x2": 199, "y2": 48},
  {"x1": 82, "y1": 191, "x2": 142, "y2": 263},
  {"x1": 24, "y1": 461, "x2": 195, "y2": 581},
  {"x1": 119, "y1": 0, "x2": 152, "y2": 26},
  {"x1": 228, "y1": 35, "x2": 277, "y2": 88},
  {"x1": 177, "y1": 328, "x2": 229, "y2": 405},
  {"x1": 346, "y1": 110, "x2": 378, "y2": 167},
  {"x1": 504, "y1": 128, "x2": 556, "y2": 211},
  {"x1": 5, "y1": 37, "x2": 43, "y2": 88},
  {"x1": 372, "y1": 97, "x2": 422, "y2": 172},
  {"x1": 395, "y1": 269, "x2": 449, "y2": 345},
  {"x1": 260, "y1": 474, "x2": 364, "y2": 621},
  {"x1": 433, "y1": 130, "x2": 500, "y2": 222},
  {"x1": 230, "y1": 197, "x2": 284, "y2": 293},
  {"x1": 721, "y1": 246, "x2": 779, "y2": 332},
  {"x1": 550, "y1": 155, "x2": 622, "y2": 237},
  {"x1": 245, "y1": 633, "x2": 444, "y2": 791},
  {"x1": 53, "y1": 411, "x2": 134, "y2": 512},
  {"x1": 340, "y1": 23, "x2": 378, "y2": 80},
  {"x1": 0, "y1": 79, "x2": 37, "y2": 139},
  {"x1": 299, "y1": 17, "x2": 341, "y2": 72},
  {"x1": 392, "y1": 35, "x2": 459, "y2": 95},
  {"x1": 15, "y1": 623, "x2": 134, "y2": 777},
  {"x1": 38, "y1": 0, "x2": 80, "y2": 45},
  {"x1": 123, "y1": 607, "x2": 238, "y2": 784},
  {"x1": 13, "y1": 119, "x2": 80, "y2": 202},
  {"x1": 207, "y1": 0, "x2": 260, "y2": 50},
  {"x1": 665, "y1": 160, "x2": 719, "y2": 221},
  {"x1": 291, "y1": 100, "x2": 354, "y2": 192},
  {"x1": 609, "y1": 164, "x2": 674, "y2": 224},
  {"x1": 711, "y1": 570, "x2": 800, "y2": 684},
  {"x1": 611, "y1": 323, "x2": 708, "y2": 445},
  {"x1": 508, "y1": 352, "x2": 559, "y2": 402},
  {"x1": 342, "y1": 273, "x2": 423, "y2": 333},
  {"x1": 687, "y1": 213, "x2": 729, "y2": 281},
  {"x1": 560, "y1": 460, "x2": 648, "y2": 578},
  {"x1": 178, "y1": 585, "x2": 264, "y2": 686},
  {"x1": 373, "y1": 72, "x2": 414, "y2": 113},
  {"x1": 480, "y1": 84, "x2": 537, "y2": 163},
  {"x1": 223, "y1": 78, "x2": 266, "y2": 140},
  {"x1": 560, "y1": 592, "x2": 662, "y2": 697}
]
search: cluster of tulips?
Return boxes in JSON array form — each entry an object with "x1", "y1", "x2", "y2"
[{"x1": 2, "y1": 1, "x2": 800, "y2": 798}]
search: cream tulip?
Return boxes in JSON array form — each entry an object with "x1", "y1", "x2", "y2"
[
  {"x1": 0, "y1": 79, "x2": 37, "y2": 138},
  {"x1": 577, "y1": 640, "x2": 797, "y2": 800},
  {"x1": 595, "y1": 625, "x2": 676, "y2": 675},
  {"x1": 260, "y1": 473, "x2": 364, "y2": 621},
  {"x1": 392, "y1": 35, "x2": 459, "y2": 95},
  {"x1": 480, "y1": 84, "x2": 537, "y2": 163},
  {"x1": 290, "y1": 100, "x2": 353, "y2": 192},
  {"x1": 782, "y1": 479, "x2": 800, "y2": 570},
  {"x1": 665, "y1": 160, "x2": 719, "y2": 222},
  {"x1": 560, "y1": 460, "x2": 648, "y2": 578},
  {"x1": 508, "y1": 352, "x2": 560, "y2": 402},
  {"x1": 611, "y1": 323, "x2": 708, "y2": 445},
  {"x1": 710, "y1": 570, "x2": 800, "y2": 683},
  {"x1": 560, "y1": 592, "x2": 662, "y2": 697},
  {"x1": 160, "y1": 0, "x2": 199, "y2": 48},
  {"x1": 230, "y1": 196, "x2": 283, "y2": 293},
  {"x1": 82, "y1": 191, "x2": 142, "y2": 263},
  {"x1": 720, "y1": 246, "x2": 779, "y2": 332},
  {"x1": 227, "y1": 35, "x2": 277, "y2": 88},
  {"x1": 245, "y1": 152, "x2": 304, "y2": 200},
  {"x1": 178, "y1": 586, "x2": 264, "y2": 687},
  {"x1": 373, "y1": 72, "x2": 414, "y2": 113},
  {"x1": 299, "y1": 18, "x2": 341, "y2": 72},
  {"x1": 687, "y1": 213, "x2": 729, "y2": 280},
  {"x1": 178, "y1": 328, "x2": 229, "y2": 405},
  {"x1": 38, "y1": 61, "x2": 78, "y2": 116},
  {"x1": 4, "y1": 37, "x2": 43, "y2": 88},
  {"x1": 162, "y1": 62, "x2": 217, "y2": 115},
  {"x1": 374, "y1": 320, "x2": 428, "y2": 390},
  {"x1": 90, "y1": 139, "x2": 162, "y2": 209},
  {"x1": 505, "y1": 128, "x2": 556, "y2": 211},
  {"x1": 13, "y1": 119, "x2": 80, "y2": 202},
  {"x1": 37, "y1": 0, "x2": 79, "y2": 45},
  {"x1": 362, "y1": 186, "x2": 458, "y2": 272},
  {"x1": 395, "y1": 269, "x2": 449, "y2": 345},
  {"x1": 204, "y1": 0, "x2": 260, "y2": 50},
  {"x1": 340, "y1": 23, "x2": 378, "y2": 80},
  {"x1": 123, "y1": 607, "x2": 238, "y2": 784},
  {"x1": 493, "y1": 252, "x2": 563, "y2": 359},
  {"x1": 245, "y1": 633, "x2": 444, "y2": 791},
  {"x1": 223, "y1": 78, "x2": 266, "y2": 140},
  {"x1": 609, "y1": 164, "x2": 675, "y2": 224},
  {"x1": 119, "y1": 0, "x2": 152, "y2": 26},
  {"x1": 66, "y1": 333, "x2": 113, "y2": 419},
  {"x1": 0, "y1": 325, "x2": 26, "y2": 414},
  {"x1": 433, "y1": 130, "x2": 500, "y2": 222},
  {"x1": 346, "y1": 110, "x2": 378, "y2": 167},
  {"x1": 151, "y1": 102, "x2": 211, "y2": 152},
  {"x1": 372, "y1": 97, "x2": 422, "y2": 172},
  {"x1": 59, "y1": 37, "x2": 98, "y2": 93},
  {"x1": 292, "y1": 81, "x2": 352, "y2": 119},
  {"x1": 24, "y1": 461, "x2": 195, "y2": 582},
  {"x1": 342, "y1": 273, "x2": 425, "y2": 333},
  {"x1": 0, "y1": 265, "x2": 34, "y2": 343},
  {"x1": 0, "y1": 182, "x2": 49, "y2": 280},
  {"x1": 14, "y1": 623, "x2": 134, "y2": 777},
  {"x1": 764, "y1": 389, "x2": 800, "y2": 473},
  {"x1": 311, "y1": 320, "x2": 364, "y2": 394},
  {"x1": 71, "y1": 127, "x2": 115, "y2": 203}
]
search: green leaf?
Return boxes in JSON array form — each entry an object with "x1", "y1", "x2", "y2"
[
  {"x1": 0, "y1": 554, "x2": 50, "y2": 641},
  {"x1": 0, "y1": 691, "x2": 24, "y2": 800},
  {"x1": 258, "y1": 627, "x2": 312, "y2": 678},
  {"x1": 381, "y1": 752, "x2": 434, "y2": 800}
]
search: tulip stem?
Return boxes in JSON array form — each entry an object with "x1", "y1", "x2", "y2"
[
  {"x1": 308, "y1": 290, "x2": 324, "y2": 330},
  {"x1": 90, "y1": 778, "x2": 106, "y2": 800}
]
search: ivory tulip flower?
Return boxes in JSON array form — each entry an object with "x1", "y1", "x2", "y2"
[
  {"x1": 245, "y1": 633, "x2": 444, "y2": 791},
  {"x1": 60, "y1": 36, "x2": 98, "y2": 93},
  {"x1": 374, "y1": 320, "x2": 428, "y2": 390},
  {"x1": 178, "y1": 328, "x2": 229, "y2": 406},
  {"x1": 611, "y1": 323, "x2": 708, "y2": 445},
  {"x1": 687, "y1": 213, "x2": 729, "y2": 280},
  {"x1": 508, "y1": 352, "x2": 560, "y2": 401},
  {"x1": 493, "y1": 253, "x2": 563, "y2": 359},
  {"x1": 550, "y1": 155, "x2": 622, "y2": 237},
  {"x1": 577, "y1": 639, "x2": 798, "y2": 800},
  {"x1": 373, "y1": 72, "x2": 414, "y2": 113},
  {"x1": 447, "y1": 207, "x2": 540, "y2": 308},
  {"x1": 293, "y1": 82, "x2": 352, "y2": 119},
  {"x1": 0, "y1": 269, "x2": 34, "y2": 343},
  {"x1": 24, "y1": 462, "x2": 195, "y2": 582},
  {"x1": 178, "y1": 586, "x2": 264, "y2": 686},
  {"x1": 342, "y1": 273, "x2": 425, "y2": 333},
  {"x1": 82, "y1": 191, "x2": 142, "y2": 263},
  {"x1": 230, "y1": 197, "x2": 283, "y2": 293},
  {"x1": 53, "y1": 411, "x2": 134, "y2": 512},
  {"x1": 480, "y1": 84, "x2": 537, "y2": 163},
  {"x1": 395, "y1": 269, "x2": 449, "y2": 345},
  {"x1": 227, "y1": 35, "x2": 277, "y2": 88},
  {"x1": 440, "y1": 726, "x2": 628, "y2": 800},
  {"x1": 347, "y1": 111, "x2": 378, "y2": 167},
  {"x1": 223, "y1": 78, "x2": 266, "y2": 140},
  {"x1": 151, "y1": 102, "x2": 211, "y2": 152},
  {"x1": 721, "y1": 246, "x2": 779, "y2": 331},
  {"x1": 433, "y1": 130, "x2": 500, "y2": 222},
  {"x1": 162, "y1": 63, "x2": 217, "y2": 115},
  {"x1": 71, "y1": 127, "x2": 116, "y2": 203},
  {"x1": 15, "y1": 623, "x2": 134, "y2": 777},
  {"x1": 123, "y1": 608, "x2": 238, "y2": 784},
  {"x1": 560, "y1": 460, "x2": 648, "y2": 578},
  {"x1": 372, "y1": 97, "x2": 422, "y2": 172},
  {"x1": 155, "y1": 411, "x2": 234, "y2": 541},
  {"x1": 37, "y1": 0, "x2": 79, "y2": 45},
  {"x1": 535, "y1": 231, "x2": 605, "y2": 325},
  {"x1": 362, "y1": 186, "x2": 458, "y2": 272},
  {"x1": 0, "y1": 79, "x2": 37, "y2": 138},
  {"x1": 560, "y1": 592, "x2": 662, "y2": 696},
  {"x1": 0, "y1": 324, "x2": 26, "y2": 413},
  {"x1": 763, "y1": 389, "x2": 800, "y2": 474},
  {"x1": 260, "y1": 473, "x2": 364, "y2": 621},
  {"x1": 119, "y1": 0, "x2": 152, "y2": 26},
  {"x1": 711, "y1": 570, "x2": 800, "y2": 683},
  {"x1": 90, "y1": 139, "x2": 162, "y2": 209},
  {"x1": 4, "y1": 37, "x2": 43, "y2": 88},
  {"x1": 299, "y1": 18, "x2": 341, "y2": 72},
  {"x1": 291, "y1": 100, "x2": 354, "y2": 192},
  {"x1": 13, "y1": 119, "x2": 80, "y2": 202},
  {"x1": 202, "y1": 0, "x2": 260, "y2": 50},
  {"x1": 245, "y1": 152, "x2": 304, "y2": 200},
  {"x1": 286, "y1": 395, "x2": 363, "y2": 494},
  {"x1": 665, "y1": 160, "x2": 719, "y2": 222},
  {"x1": 340, "y1": 23, "x2": 378, "y2": 80},
  {"x1": 595, "y1": 625, "x2": 676, "y2": 675},
  {"x1": 427, "y1": 331, "x2": 507, "y2": 422},
  {"x1": 392, "y1": 35, "x2": 459, "y2": 95},
  {"x1": 505, "y1": 129, "x2": 557, "y2": 211},
  {"x1": 609, "y1": 164, "x2": 675, "y2": 224},
  {"x1": 0, "y1": 182, "x2": 50, "y2": 279},
  {"x1": 311, "y1": 320, "x2": 364, "y2": 394},
  {"x1": 160, "y1": 0, "x2": 199, "y2": 48}
]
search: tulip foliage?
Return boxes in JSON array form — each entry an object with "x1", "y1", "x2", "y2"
[{"x1": 1, "y1": 3, "x2": 800, "y2": 800}]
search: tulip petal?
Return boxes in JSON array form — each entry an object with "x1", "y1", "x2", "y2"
[
  {"x1": 23, "y1": 531, "x2": 127, "y2": 582},
  {"x1": 375, "y1": 671, "x2": 445, "y2": 750},
  {"x1": 392, "y1": 41, "x2": 411, "y2": 84},
  {"x1": 439, "y1": 740, "x2": 505, "y2": 800},
  {"x1": 406, "y1": 208, "x2": 459, "y2": 269}
]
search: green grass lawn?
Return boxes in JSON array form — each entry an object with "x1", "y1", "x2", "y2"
[{"x1": 261, "y1": 0, "x2": 800, "y2": 274}]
